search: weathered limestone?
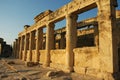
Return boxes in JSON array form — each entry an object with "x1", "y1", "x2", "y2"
[
  {"x1": 23, "y1": 34, "x2": 27, "y2": 61},
  {"x1": 94, "y1": 24, "x2": 98, "y2": 46},
  {"x1": 97, "y1": 0, "x2": 117, "y2": 73},
  {"x1": 27, "y1": 32, "x2": 32, "y2": 62},
  {"x1": 15, "y1": 39, "x2": 18, "y2": 58},
  {"x1": 14, "y1": 0, "x2": 120, "y2": 80},
  {"x1": 19, "y1": 37, "x2": 22, "y2": 59},
  {"x1": 44, "y1": 23, "x2": 55, "y2": 67},
  {"x1": 35, "y1": 28, "x2": 43, "y2": 63},
  {"x1": 66, "y1": 14, "x2": 78, "y2": 72}
]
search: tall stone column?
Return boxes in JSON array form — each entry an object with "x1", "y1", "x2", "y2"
[
  {"x1": 97, "y1": 0, "x2": 118, "y2": 73},
  {"x1": 94, "y1": 24, "x2": 99, "y2": 47},
  {"x1": 13, "y1": 41, "x2": 16, "y2": 58},
  {"x1": 15, "y1": 39, "x2": 18, "y2": 58},
  {"x1": 44, "y1": 23, "x2": 55, "y2": 67},
  {"x1": 27, "y1": 32, "x2": 32, "y2": 62},
  {"x1": 19, "y1": 36, "x2": 23, "y2": 59},
  {"x1": 66, "y1": 14, "x2": 78, "y2": 72},
  {"x1": 18, "y1": 37, "x2": 20, "y2": 59},
  {"x1": 18, "y1": 38, "x2": 20, "y2": 58},
  {"x1": 35, "y1": 28, "x2": 43, "y2": 63},
  {"x1": 23, "y1": 34, "x2": 27, "y2": 61},
  {"x1": 60, "y1": 32, "x2": 66, "y2": 49}
]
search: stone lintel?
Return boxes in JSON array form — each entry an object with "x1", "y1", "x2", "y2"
[{"x1": 34, "y1": 10, "x2": 53, "y2": 23}]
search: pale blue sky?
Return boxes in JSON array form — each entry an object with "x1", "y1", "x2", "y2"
[{"x1": 0, "y1": 0, "x2": 120, "y2": 45}]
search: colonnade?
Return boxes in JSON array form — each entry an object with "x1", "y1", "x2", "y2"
[
  {"x1": 13, "y1": 0, "x2": 119, "y2": 79},
  {"x1": 13, "y1": 14, "x2": 78, "y2": 72}
]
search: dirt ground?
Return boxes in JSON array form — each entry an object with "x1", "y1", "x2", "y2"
[{"x1": 0, "y1": 57, "x2": 102, "y2": 80}]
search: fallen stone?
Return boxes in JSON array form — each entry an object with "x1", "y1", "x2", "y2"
[
  {"x1": 55, "y1": 70, "x2": 64, "y2": 75},
  {"x1": 46, "y1": 71, "x2": 56, "y2": 77},
  {"x1": 20, "y1": 77, "x2": 27, "y2": 80},
  {"x1": 62, "y1": 76, "x2": 72, "y2": 80},
  {"x1": 25, "y1": 62, "x2": 34, "y2": 67},
  {"x1": 46, "y1": 70, "x2": 64, "y2": 77},
  {"x1": 0, "y1": 74, "x2": 8, "y2": 78},
  {"x1": 7, "y1": 61, "x2": 15, "y2": 64},
  {"x1": 25, "y1": 62, "x2": 39, "y2": 67}
]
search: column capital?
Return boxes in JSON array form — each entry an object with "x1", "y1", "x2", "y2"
[
  {"x1": 46, "y1": 22, "x2": 55, "y2": 27},
  {"x1": 15, "y1": 39, "x2": 18, "y2": 41},
  {"x1": 66, "y1": 13, "x2": 78, "y2": 21}
]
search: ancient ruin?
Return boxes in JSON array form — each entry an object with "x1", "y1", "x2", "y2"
[
  {"x1": 13, "y1": 0, "x2": 120, "y2": 79},
  {"x1": 0, "y1": 38, "x2": 12, "y2": 57}
]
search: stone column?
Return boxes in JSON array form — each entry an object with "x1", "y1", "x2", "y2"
[
  {"x1": 97, "y1": 0, "x2": 117, "y2": 73},
  {"x1": 35, "y1": 28, "x2": 43, "y2": 63},
  {"x1": 15, "y1": 39, "x2": 18, "y2": 58},
  {"x1": 18, "y1": 38, "x2": 20, "y2": 58},
  {"x1": 44, "y1": 23, "x2": 55, "y2": 67},
  {"x1": 19, "y1": 36, "x2": 23, "y2": 59},
  {"x1": 18, "y1": 37, "x2": 20, "y2": 59},
  {"x1": 94, "y1": 24, "x2": 99, "y2": 47},
  {"x1": 66, "y1": 14, "x2": 78, "y2": 72},
  {"x1": 27, "y1": 32, "x2": 32, "y2": 62},
  {"x1": 13, "y1": 41, "x2": 16, "y2": 58},
  {"x1": 60, "y1": 32, "x2": 66, "y2": 49},
  {"x1": 23, "y1": 34, "x2": 27, "y2": 61}
]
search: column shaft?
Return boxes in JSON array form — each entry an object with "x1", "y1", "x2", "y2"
[
  {"x1": 23, "y1": 34, "x2": 27, "y2": 61},
  {"x1": 35, "y1": 29, "x2": 40, "y2": 62},
  {"x1": 66, "y1": 14, "x2": 78, "y2": 72},
  {"x1": 94, "y1": 24, "x2": 99, "y2": 47},
  {"x1": 35, "y1": 28, "x2": 43, "y2": 62},
  {"x1": 13, "y1": 41, "x2": 16, "y2": 58},
  {"x1": 19, "y1": 36, "x2": 23, "y2": 59},
  {"x1": 15, "y1": 39, "x2": 18, "y2": 58},
  {"x1": 97, "y1": 0, "x2": 117, "y2": 72},
  {"x1": 27, "y1": 32, "x2": 32, "y2": 62},
  {"x1": 44, "y1": 23, "x2": 55, "y2": 66}
]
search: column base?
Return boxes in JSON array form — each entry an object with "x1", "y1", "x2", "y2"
[
  {"x1": 65, "y1": 66, "x2": 74, "y2": 73},
  {"x1": 43, "y1": 62, "x2": 50, "y2": 67}
]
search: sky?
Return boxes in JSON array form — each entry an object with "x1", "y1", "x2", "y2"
[{"x1": 0, "y1": 0, "x2": 120, "y2": 45}]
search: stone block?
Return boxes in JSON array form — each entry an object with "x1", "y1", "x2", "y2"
[
  {"x1": 74, "y1": 66, "x2": 85, "y2": 74},
  {"x1": 25, "y1": 61, "x2": 39, "y2": 67},
  {"x1": 7, "y1": 61, "x2": 15, "y2": 64},
  {"x1": 86, "y1": 68, "x2": 100, "y2": 77}
]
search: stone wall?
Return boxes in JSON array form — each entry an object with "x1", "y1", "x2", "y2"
[
  {"x1": 32, "y1": 50, "x2": 36, "y2": 62},
  {"x1": 73, "y1": 47, "x2": 99, "y2": 77},
  {"x1": 39, "y1": 50, "x2": 46, "y2": 64},
  {"x1": 50, "y1": 50, "x2": 66, "y2": 70}
]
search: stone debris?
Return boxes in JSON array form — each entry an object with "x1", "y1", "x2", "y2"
[
  {"x1": 25, "y1": 61, "x2": 39, "y2": 67},
  {"x1": 20, "y1": 77, "x2": 27, "y2": 80},
  {"x1": 62, "y1": 76, "x2": 72, "y2": 80},
  {"x1": 46, "y1": 71, "x2": 56, "y2": 77},
  {"x1": 0, "y1": 74, "x2": 8, "y2": 78},
  {"x1": 46, "y1": 70, "x2": 64, "y2": 77},
  {"x1": 7, "y1": 61, "x2": 15, "y2": 64}
]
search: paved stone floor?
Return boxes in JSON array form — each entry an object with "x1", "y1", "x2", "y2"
[{"x1": 0, "y1": 57, "x2": 102, "y2": 80}]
